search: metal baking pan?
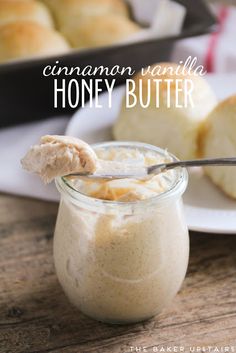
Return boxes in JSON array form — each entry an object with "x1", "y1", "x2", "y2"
[{"x1": 0, "y1": 0, "x2": 216, "y2": 128}]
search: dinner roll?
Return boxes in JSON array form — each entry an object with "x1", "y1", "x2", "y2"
[
  {"x1": 199, "y1": 95, "x2": 236, "y2": 199},
  {"x1": 43, "y1": 0, "x2": 129, "y2": 28},
  {"x1": 62, "y1": 14, "x2": 139, "y2": 49},
  {"x1": 113, "y1": 63, "x2": 217, "y2": 160},
  {"x1": 0, "y1": 0, "x2": 54, "y2": 28},
  {"x1": 0, "y1": 21, "x2": 70, "y2": 63}
]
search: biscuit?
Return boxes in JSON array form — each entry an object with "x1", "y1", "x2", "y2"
[
  {"x1": 199, "y1": 95, "x2": 236, "y2": 199},
  {"x1": 0, "y1": 21, "x2": 70, "y2": 63},
  {"x1": 0, "y1": 0, "x2": 54, "y2": 28},
  {"x1": 113, "y1": 62, "x2": 217, "y2": 160},
  {"x1": 62, "y1": 14, "x2": 139, "y2": 48},
  {"x1": 43, "y1": 0, "x2": 129, "y2": 28}
]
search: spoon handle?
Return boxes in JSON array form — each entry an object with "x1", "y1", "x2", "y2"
[{"x1": 148, "y1": 157, "x2": 236, "y2": 174}]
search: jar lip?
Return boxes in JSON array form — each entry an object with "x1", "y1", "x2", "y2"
[{"x1": 55, "y1": 141, "x2": 188, "y2": 212}]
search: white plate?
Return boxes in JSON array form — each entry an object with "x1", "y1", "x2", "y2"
[{"x1": 66, "y1": 74, "x2": 236, "y2": 234}]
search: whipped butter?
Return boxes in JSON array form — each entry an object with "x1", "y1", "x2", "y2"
[
  {"x1": 21, "y1": 135, "x2": 97, "y2": 183},
  {"x1": 68, "y1": 147, "x2": 174, "y2": 201},
  {"x1": 54, "y1": 141, "x2": 189, "y2": 324}
]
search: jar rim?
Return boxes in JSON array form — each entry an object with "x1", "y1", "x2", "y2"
[{"x1": 55, "y1": 141, "x2": 188, "y2": 212}]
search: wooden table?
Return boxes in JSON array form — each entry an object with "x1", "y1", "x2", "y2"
[{"x1": 0, "y1": 193, "x2": 236, "y2": 353}]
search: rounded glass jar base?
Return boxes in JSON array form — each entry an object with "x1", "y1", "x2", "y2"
[{"x1": 73, "y1": 305, "x2": 161, "y2": 325}]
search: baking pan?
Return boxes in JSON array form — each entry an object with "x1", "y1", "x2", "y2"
[{"x1": 0, "y1": 0, "x2": 216, "y2": 128}]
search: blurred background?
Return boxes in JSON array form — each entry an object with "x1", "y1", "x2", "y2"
[{"x1": 0, "y1": 0, "x2": 235, "y2": 203}]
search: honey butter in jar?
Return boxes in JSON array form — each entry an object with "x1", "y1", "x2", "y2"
[{"x1": 54, "y1": 141, "x2": 189, "y2": 324}]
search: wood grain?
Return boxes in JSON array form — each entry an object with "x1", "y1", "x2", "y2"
[{"x1": 0, "y1": 193, "x2": 236, "y2": 353}]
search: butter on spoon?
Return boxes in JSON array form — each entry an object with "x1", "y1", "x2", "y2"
[
  {"x1": 21, "y1": 135, "x2": 148, "y2": 183},
  {"x1": 21, "y1": 135, "x2": 98, "y2": 183}
]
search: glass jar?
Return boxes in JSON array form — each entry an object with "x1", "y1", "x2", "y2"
[{"x1": 54, "y1": 142, "x2": 189, "y2": 324}]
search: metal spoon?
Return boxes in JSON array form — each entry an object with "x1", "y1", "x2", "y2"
[{"x1": 67, "y1": 157, "x2": 236, "y2": 181}]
